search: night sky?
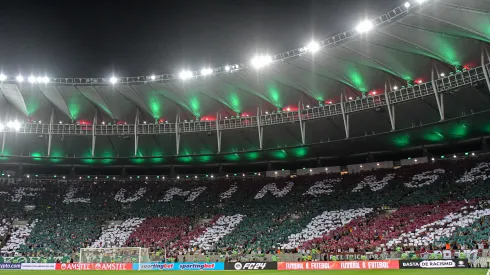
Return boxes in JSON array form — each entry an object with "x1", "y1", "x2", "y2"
[{"x1": 0, "y1": 0, "x2": 394, "y2": 78}]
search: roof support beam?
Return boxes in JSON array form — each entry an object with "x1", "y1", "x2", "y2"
[
  {"x1": 481, "y1": 46, "x2": 490, "y2": 93},
  {"x1": 298, "y1": 102, "x2": 305, "y2": 145},
  {"x1": 175, "y1": 114, "x2": 181, "y2": 155},
  {"x1": 257, "y1": 107, "x2": 263, "y2": 150},
  {"x1": 1, "y1": 132, "x2": 5, "y2": 155},
  {"x1": 134, "y1": 109, "x2": 139, "y2": 156},
  {"x1": 91, "y1": 109, "x2": 97, "y2": 158},
  {"x1": 431, "y1": 69, "x2": 445, "y2": 121},
  {"x1": 340, "y1": 91, "x2": 350, "y2": 139},
  {"x1": 47, "y1": 108, "x2": 54, "y2": 157},
  {"x1": 385, "y1": 82, "x2": 395, "y2": 131},
  {"x1": 216, "y1": 112, "x2": 222, "y2": 154}
]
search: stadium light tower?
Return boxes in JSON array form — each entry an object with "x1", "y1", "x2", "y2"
[
  {"x1": 251, "y1": 55, "x2": 272, "y2": 69},
  {"x1": 16, "y1": 75, "x2": 24, "y2": 83},
  {"x1": 179, "y1": 70, "x2": 193, "y2": 80},
  {"x1": 306, "y1": 41, "x2": 320, "y2": 53},
  {"x1": 355, "y1": 20, "x2": 374, "y2": 33},
  {"x1": 0, "y1": 74, "x2": 6, "y2": 82}
]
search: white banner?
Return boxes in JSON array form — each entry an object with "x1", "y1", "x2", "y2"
[{"x1": 21, "y1": 263, "x2": 56, "y2": 270}]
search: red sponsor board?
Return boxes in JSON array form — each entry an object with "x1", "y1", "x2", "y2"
[
  {"x1": 55, "y1": 263, "x2": 133, "y2": 271},
  {"x1": 278, "y1": 261, "x2": 399, "y2": 270}
]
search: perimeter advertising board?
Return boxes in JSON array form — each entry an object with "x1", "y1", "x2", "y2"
[
  {"x1": 0, "y1": 263, "x2": 21, "y2": 270},
  {"x1": 278, "y1": 260, "x2": 399, "y2": 270},
  {"x1": 21, "y1": 263, "x2": 56, "y2": 270},
  {"x1": 225, "y1": 262, "x2": 277, "y2": 270},
  {"x1": 399, "y1": 259, "x2": 468, "y2": 269},
  {"x1": 55, "y1": 263, "x2": 133, "y2": 270},
  {"x1": 134, "y1": 262, "x2": 224, "y2": 271}
]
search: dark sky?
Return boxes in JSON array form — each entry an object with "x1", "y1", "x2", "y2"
[{"x1": 0, "y1": 0, "x2": 394, "y2": 78}]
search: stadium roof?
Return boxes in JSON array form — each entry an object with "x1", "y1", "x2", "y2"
[{"x1": 0, "y1": 0, "x2": 489, "y2": 165}]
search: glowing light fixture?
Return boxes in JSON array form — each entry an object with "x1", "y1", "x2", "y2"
[
  {"x1": 16, "y1": 75, "x2": 24, "y2": 83},
  {"x1": 109, "y1": 76, "x2": 118, "y2": 84},
  {"x1": 356, "y1": 20, "x2": 374, "y2": 33},
  {"x1": 28, "y1": 76, "x2": 36, "y2": 83},
  {"x1": 306, "y1": 41, "x2": 320, "y2": 53},
  {"x1": 201, "y1": 68, "x2": 213, "y2": 76},
  {"x1": 404, "y1": 2, "x2": 411, "y2": 8},
  {"x1": 251, "y1": 55, "x2": 272, "y2": 69},
  {"x1": 179, "y1": 70, "x2": 193, "y2": 80},
  {"x1": 0, "y1": 74, "x2": 6, "y2": 82}
]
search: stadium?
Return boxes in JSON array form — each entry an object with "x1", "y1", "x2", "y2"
[{"x1": 0, "y1": 0, "x2": 490, "y2": 274}]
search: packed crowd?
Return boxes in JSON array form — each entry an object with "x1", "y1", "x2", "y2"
[{"x1": 0, "y1": 157, "x2": 489, "y2": 260}]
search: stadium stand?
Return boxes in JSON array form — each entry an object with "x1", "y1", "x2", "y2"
[{"x1": 0, "y1": 158, "x2": 490, "y2": 261}]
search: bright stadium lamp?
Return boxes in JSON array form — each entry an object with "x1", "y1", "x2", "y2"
[
  {"x1": 179, "y1": 70, "x2": 193, "y2": 80},
  {"x1": 36, "y1": 76, "x2": 43, "y2": 83},
  {"x1": 393, "y1": 86, "x2": 398, "y2": 90},
  {"x1": 404, "y1": 2, "x2": 411, "y2": 8},
  {"x1": 225, "y1": 65, "x2": 230, "y2": 71},
  {"x1": 416, "y1": 0, "x2": 426, "y2": 4},
  {"x1": 200, "y1": 68, "x2": 212, "y2": 76},
  {"x1": 0, "y1": 74, "x2": 6, "y2": 82},
  {"x1": 306, "y1": 41, "x2": 320, "y2": 53},
  {"x1": 7, "y1": 120, "x2": 21, "y2": 131},
  {"x1": 28, "y1": 75, "x2": 36, "y2": 83},
  {"x1": 356, "y1": 20, "x2": 374, "y2": 33},
  {"x1": 150, "y1": 75, "x2": 156, "y2": 80},
  {"x1": 109, "y1": 76, "x2": 118, "y2": 84},
  {"x1": 251, "y1": 55, "x2": 272, "y2": 69},
  {"x1": 16, "y1": 75, "x2": 24, "y2": 83}
]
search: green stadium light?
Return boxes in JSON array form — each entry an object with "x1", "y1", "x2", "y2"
[
  {"x1": 441, "y1": 156, "x2": 445, "y2": 159},
  {"x1": 408, "y1": 157, "x2": 411, "y2": 160},
  {"x1": 465, "y1": 152, "x2": 469, "y2": 156},
  {"x1": 234, "y1": 174, "x2": 237, "y2": 176},
  {"x1": 137, "y1": 176, "x2": 140, "y2": 179},
  {"x1": 157, "y1": 176, "x2": 160, "y2": 179}
]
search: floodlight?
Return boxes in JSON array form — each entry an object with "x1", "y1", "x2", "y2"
[
  {"x1": 109, "y1": 76, "x2": 118, "y2": 84},
  {"x1": 201, "y1": 68, "x2": 212, "y2": 76},
  {"x1": 251, "y1": 55, "x2": 272, "y2": 69},
  {"x1": 7, "y1": 120, "x2": 21, "y2": 131},
  {"x1": 416, "y1": 0, "x2": 426, "y2": 4},
  {"x1": 306, "y1": 41, "x2": 320, "y2": 53},
  {"x1": 16, "y1": 75, "x2": 24, "y2": 83},
  {"x1": 355, "y1": 20, "x2": 374, "y2": 33},
  {"x1": 440, "y1": 73, "x2": 445, "y2": 77},
  {"x1": 393, "y1": 86, "x2": 398, "y2": 90},
  {"x1": 0, "y1": 123, "x2": 4, "y2": 131},
  {"x1": 0, "y1": 74, "x2": 6, "y2": 82},
  {"x1": 179, "y1": 70, "x2": 193, "y2": 80},
  {"x1": 59, "y1": 121, "x2": 62, "y2": 124},
  {"x1": 36, "y1": 76, "x2": 43, "y2": 83},
  {"x1": 28, "y1": 76, "x2": 36, "y2": 83},
  {"x1": 404, "y1": 2, "x2": 411, "y2": 8},
  {"x1": 348, "y1": 97, "x2": 353, "y2": 100},
  {"x1": 225, "y1": 65, "x2": 230, "y2": 71},
  {"x1": 150, "y1": 75, "x2": 156, "y2": 80}
]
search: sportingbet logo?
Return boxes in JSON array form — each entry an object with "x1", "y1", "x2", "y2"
[
  {"x1": 234, "y1": 263, "x2": 267, "y2": 270},
  {"x1": 141, "y1": 263, "x2": 174, "y2": 270}
]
